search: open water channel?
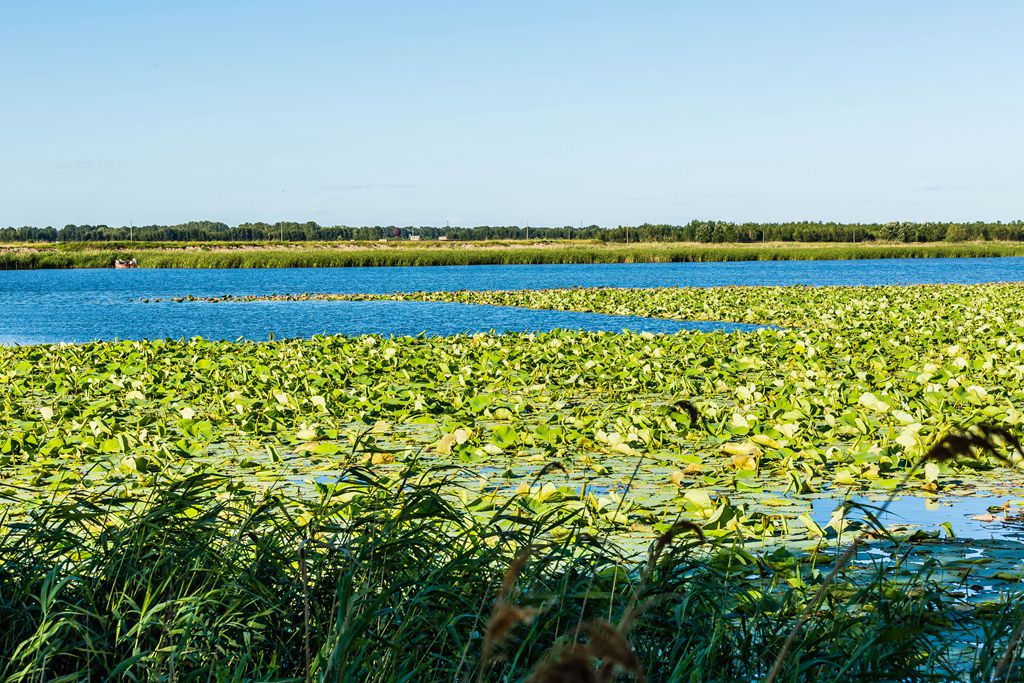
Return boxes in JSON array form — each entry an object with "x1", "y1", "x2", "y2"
[{"x1": 1, "y1": 256, "x2": 1021, "y2": 343}]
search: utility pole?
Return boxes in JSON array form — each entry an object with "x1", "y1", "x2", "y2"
[
  {"x1": 525, "y1": 223, "x2": 529, "y2": 241},
  {"x1": 130, "y1": 221, "x2": 133, "y2": 242}
]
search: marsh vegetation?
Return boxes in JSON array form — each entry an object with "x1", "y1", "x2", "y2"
[
  {"x1": 4, "y1": 240, "x2": 1024, "y2": 269},
  {"x1": 3, "y1": 283, "x2": 1024, "y2": 680}
]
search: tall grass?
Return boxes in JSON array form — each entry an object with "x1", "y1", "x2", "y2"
[
  {"x1": 3, "y1": 241, "x2": 1024, "y2": 269},
  {"x1": 0, "y1": 466, "x2": 1019, "y2": 681},
  {"x1": 0, "y1": 250, "x2": 130, "y2": 270}
]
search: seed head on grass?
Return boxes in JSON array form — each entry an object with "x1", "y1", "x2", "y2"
[
  {"x1": 527, "y1": 620, "x2": 644, "y2": 683},
  {"x1": 672, "y1": 399, "x2": 702, "y2": 428},
  {"x1": 524, "y1": 522, "x2": 701, "y2": 682},
  {"x1": 617, "y1": 521, "x2": 704, "y2": 636},
  {"x1": 918, "y1": 425, "x2": 1024, "y2": 683},
  {"x1": 480, "y1": 549, "x2": 537, "y2": 675},
  {"x1": 921, "y1": 424, "x2": 1022, "y2": 468}
]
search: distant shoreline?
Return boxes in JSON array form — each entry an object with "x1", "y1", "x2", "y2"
[{"x1": 1, "y1": 240, "x2": 1023, "y2": 270}]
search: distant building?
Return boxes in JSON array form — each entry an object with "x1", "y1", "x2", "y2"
[
  {"x1": 437, "y1": 235, "x2": 448, "y2": 241},
  {"x1": 409, "y1": 235, "x2": 422, "y2": 241}
]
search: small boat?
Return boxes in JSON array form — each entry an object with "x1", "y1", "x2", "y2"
[{"x1": 114, "y1": 258, "x2": 138, "y2": 269}]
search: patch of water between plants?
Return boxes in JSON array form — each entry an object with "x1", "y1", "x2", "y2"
[
  {"x1": 808, "y1": 492, "x2": 1024, "y2": 543},
  {"x1": 0, "y1": 299, "x2": 774, "y2": 344}
]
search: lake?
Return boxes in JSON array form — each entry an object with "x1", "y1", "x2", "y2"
[{"x1": 1, "y1": 257, "x2": 1022, "y2": 343}]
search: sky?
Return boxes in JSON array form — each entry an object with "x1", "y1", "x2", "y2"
[{"x1": 1, "y1": 1, "x2": 1021, "y2": 228}]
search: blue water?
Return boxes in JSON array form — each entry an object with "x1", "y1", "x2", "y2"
[
  {"x1": 1, "y1": 258, "x2": 1020, "y2": 343},
  {"x1": 0, "y1": 299, "x2": 762, "y2": 344},
  {"x1": 809, "y1": 495, "x2": 1024, "y2": 542}
]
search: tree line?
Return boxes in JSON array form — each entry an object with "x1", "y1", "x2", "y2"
[{"x1": 1, "y1": 220, "x2": 1022, "y2": 243}]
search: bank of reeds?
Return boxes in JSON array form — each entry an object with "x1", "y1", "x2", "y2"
[
  {"x1": 3, "y1": 241, "x2": 1024, "y2": 269},
  {"x1": 0, "y1": 466, "x2": 1020, "y2": 682},
  {"x1": 0, "y1": 249, "x2": 132, "y2": 270}
]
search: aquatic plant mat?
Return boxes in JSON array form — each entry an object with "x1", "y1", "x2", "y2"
[{"x1": 3, "y1": 283, "x2": 1024, "y2": 680}]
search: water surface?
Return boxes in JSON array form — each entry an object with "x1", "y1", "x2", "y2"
[
  {"x1": 0, "y1": 300, "x2": 763, "y2": 345},
  {"x1": 2, "y1": 257, "x2": 1020, "y2": 343}
]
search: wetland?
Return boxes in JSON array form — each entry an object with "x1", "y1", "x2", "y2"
[{"x1": 3, "y1": 262, "x2": 1024, "y2": 680}]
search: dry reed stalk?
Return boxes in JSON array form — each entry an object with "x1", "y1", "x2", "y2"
[
  {"x1": 478, "y1": 549, "x2": 537, "y2": 680},
  {"x1": 298, "y1": 538, "x2": 312, "y2": 683}
]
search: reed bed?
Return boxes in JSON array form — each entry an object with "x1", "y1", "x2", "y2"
[
  {"x1": 1, "y1": 465, "x2": 1021, "y2": 682},
  {"x1": 3, "y1": 241, "x2": 1024, "y2": 269}
]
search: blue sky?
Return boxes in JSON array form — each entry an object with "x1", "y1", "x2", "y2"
[{"x1": 1, "y1": 1, "x2": 1020, "y2": 227}]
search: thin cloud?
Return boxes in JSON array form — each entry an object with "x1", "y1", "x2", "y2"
[
  {"x1": 624, "y1": 194, "x2": 696, "y2": 206},
  {"x1": 853, "y1": 198, "x2": 925, "y2": 206},
  {"x1": 697, "y1": 191, "x2": 762, "y2": 200},
  {"x1": 317, "y1": 183, "x2": 415, "y2": 192},
  {"x1": 56, "y1": 160, "x2": 101, "y2": 170},
  {"x1": 915, "y1": 182, "x2": 970, "y2": 192}
]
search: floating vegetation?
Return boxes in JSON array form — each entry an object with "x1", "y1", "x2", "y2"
[
  {"x1": 10, "y1": 284, "x2": 1024, "y2": 539},
  {"x1": 4, "y1": 283, "x2": 1024, "y2": 679}
]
